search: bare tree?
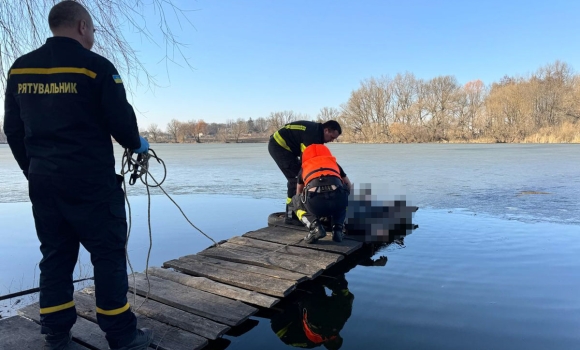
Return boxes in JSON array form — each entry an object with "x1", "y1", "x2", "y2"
[
  {"x1": 267, "y1": 110, "x2": 306, "y2": 133},
  {"x1": 485, "y1": 81, "x2": 532, "y2": 142},
  {"x1": 166, "y1": 118, "x2": 183, "y2": 143},
  {"x1": 530, "y1": 61, "x2": 576, "y2": 127},
  {"x1": 230, "y1": 118, "x2": 248, "y2": 143},
  {"x1": 147, "y1": 123, "x2": 161, "y2": 142},
  {"x1": 316, "y1": 107, "x2": 340, "y2": 122},
  {"x1": 391, "y1": 72, "x2": 419, "y2": 124},
  {"x1": 254, "y1": 117, "x2": 270, "y2": 134},
  {"x1": 564, "y1": 75, "x2": 580, "y2": 121},
  {"x1": 462, "y1": 80, "x2": 486, "y2": 138},
  {"x1": 423, "y1": 75, "x2": 460, "y2": 141},
  {"x1": 192, "y1": 119, "x2": 207, "y2": 142},
  {"x1": 180, "y1": 119, "x2": 196, "y2": 142},
  {"x1": 0, "y1": 0, "x2": 198, "y2": 93},
  {"x1": 216, "y1": 127, "x2": 228, "y2": 143},
  {"x1": 340, "y1": 76, "x2": 393, "y2": 142}
]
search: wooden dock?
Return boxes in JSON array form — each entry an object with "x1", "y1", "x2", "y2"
[{"x1": 0, "y1": 223, "x2": 366, "y2": 350}]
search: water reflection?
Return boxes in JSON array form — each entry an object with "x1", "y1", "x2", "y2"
[
  {"x1": 271, "y1": 273, "x2": 353, "y2": 349},
  {"x1": 269, "y1": 230, "x2": 409, "y2": 349}
]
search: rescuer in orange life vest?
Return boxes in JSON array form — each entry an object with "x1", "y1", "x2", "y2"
[{"x1": 291, "y1": 144, "x2": 352, "y2": 243}]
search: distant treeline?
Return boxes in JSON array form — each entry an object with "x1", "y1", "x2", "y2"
[
  {"x1": 336, "y1": 60, "x2": 580, "y2": 143},
  {"x1": 141, "y1": 111, "x2": 311, "y2": 144},
  {"x1": 140, "y1": 61, "x2": 580, "y2": 144}
]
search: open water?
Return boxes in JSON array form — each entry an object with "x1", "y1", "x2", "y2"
[{"x1": 0, "y1": 143, "x2": 579, "y2": 350}]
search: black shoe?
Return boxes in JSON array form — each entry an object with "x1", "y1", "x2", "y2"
[
  {"x1": 44, "y1": 331, "x2": 72, "y2": 350},
  {"x1": 110, "y1": 328, "x2": 154, "y2": 350},
  {"x1": 332, "y1": 225, "x2": 344, "y2": 242},
  {"x1": 304, "y1": 221, "x2": 326, "y2": 244}
]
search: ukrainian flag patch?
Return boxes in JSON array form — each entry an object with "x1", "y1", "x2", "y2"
[{"x1": 112, "y1": 74, "x2": 123, "y2": 84}]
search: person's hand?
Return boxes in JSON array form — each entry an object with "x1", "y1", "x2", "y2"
[{"x1": 133, "y1": 136, "x2": 149, "y2": 154}]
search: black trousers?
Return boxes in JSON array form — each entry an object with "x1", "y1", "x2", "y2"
[
  {"x1": 292, "y1": 187, "x2": 349, "y2": 228},
  {"x1": 268, "y1": 136, "x2": 301, "y2": 200},
  {"x1": 28, "y1": 173, "x2": 137, "y2": 348}
]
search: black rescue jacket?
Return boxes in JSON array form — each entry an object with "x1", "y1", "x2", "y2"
[
  {"x1": 272, "y1": 120, "x2": 324, "y2": 157},
  {"x1": 3, "y1": 36, "x2": 141, "y2": 179}
]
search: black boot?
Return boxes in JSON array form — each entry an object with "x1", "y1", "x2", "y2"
[
  {"x1": 44, "y1": 331, "x2": 72, "y2": 350},
  {"x1": 109, "y1": 328, "x2": 154, "y2": 350},
  {"x1": 332, "y1": 224, "x2": 344, "y2": 242},
  {"x1": 304, "y1": 220, "x2": 326, "y2": 244}
]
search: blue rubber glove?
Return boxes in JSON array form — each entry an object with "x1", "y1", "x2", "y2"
[{"x1": 133, "y1": 136, "x2": 149, "y2": 154}]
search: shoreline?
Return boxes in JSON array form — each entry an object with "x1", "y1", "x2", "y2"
[
  {"x1": 114, "y1": 140, "x2": 580, "y2": 145},
  {"x1": 2, "y1": 139, "x2": 580, "y2": 145}
]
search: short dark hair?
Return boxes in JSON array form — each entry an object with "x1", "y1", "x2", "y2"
[
  {"x1": 322, "y1": 120, "x2": 342, "y2": 135},
  {"x1": 48, "y1": 1, "x2": 90, "y2": 30}
]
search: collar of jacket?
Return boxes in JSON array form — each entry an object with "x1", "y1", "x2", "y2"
[{"x1": 45, "y1": 36, "x2": 85, "y2": 49}]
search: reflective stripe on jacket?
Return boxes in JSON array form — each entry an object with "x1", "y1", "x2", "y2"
[{"x1": 272, "y1": 120, "x2": 324, "y2": 156}]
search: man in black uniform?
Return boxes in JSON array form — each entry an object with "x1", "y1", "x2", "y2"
[
  {"x1": 268, "y1": 120, "x2": 342, "y2": 224},
  {"x1": 3, "y1": 1, "x2": 152, "y2": 349}
]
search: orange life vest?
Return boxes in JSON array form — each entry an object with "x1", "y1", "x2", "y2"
[
  {"x1": 302, "y1": 309, "x2": 338, "y2": 344},
  {"x1": 301, "y1": 144, "x2": 341, "y2": 186}
]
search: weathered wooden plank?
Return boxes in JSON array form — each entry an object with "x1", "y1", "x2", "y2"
[
  {"x1": 18, "y1": 303, "x2": 108, "y2": 350},
  {"x1": 83, "y1": 285, "x2": 228, "y2": 341},
  {"x1": 0, "y1": 315, "x2": 89, "y2": 350},
  {"x1": 148, "y1": 266, "x2": 280, "y2": 308},
  {"x1": 163, "y1": 258, "x2": 296, "y2": 297},
  {"x1": 227, "y1": 236, "x2": 345, "y2": 264},
  {"x1": 210, "y1": 241, "x2": 334, "y2": 270},
  {"x1": 131, "y1": 293, "x2": 229, "y2": 340},
  {"x1": 224, "y1": 318, "x2": 260, "y2": 337},
  {"x1": 199, "y1": 245, "x2": 323, "y2": 278},
  {"x1": 179, "y1": 254, "x2": 309, "y2": 283},
  {"x1": 74, "y1": 290, "x2": 208, "y2": 350},
  {"x1": 128, "y1": 273, "x2": 257, "y2": 327},
  {"x1": 243, "y1": 226, "x2": 362, "y2": 255}
]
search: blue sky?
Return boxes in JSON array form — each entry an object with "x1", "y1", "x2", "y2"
[{"x1": 113, "y1": 0, "x2": 579, "y2": 128}]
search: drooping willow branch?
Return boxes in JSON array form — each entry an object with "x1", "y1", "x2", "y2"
[{"x1": 0, "y1": 0, "x2": 198, "y2": 96}]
